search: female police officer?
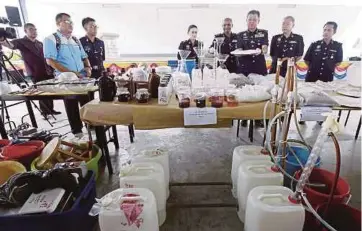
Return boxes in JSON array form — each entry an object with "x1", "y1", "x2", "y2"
[{"x1": 177, "y1": 25, "x2": 203, "y2": 62}]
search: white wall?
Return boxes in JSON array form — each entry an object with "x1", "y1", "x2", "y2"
[{"x1": 25, "y1": 2, "x2": 362, "y2": 58}]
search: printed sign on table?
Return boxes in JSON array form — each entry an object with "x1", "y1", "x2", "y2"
[
  {"x1": 184, "y1": 108, "x2": 217, "y2": 126},
  {"x1": 300, "y1": 106, "x2": 332, "y2": 121}
]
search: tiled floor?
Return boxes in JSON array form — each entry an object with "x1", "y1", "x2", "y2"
[{"x1": 3, "y1": 99, "x2": 361, "y2": 231}]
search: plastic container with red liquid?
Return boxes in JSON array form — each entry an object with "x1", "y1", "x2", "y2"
[
  {"x1": 226, "y1": 89, "x2": 239, "y2": 107},
  {"x1": 178, "y1": 89, "x2": 191, "y2": 108},
  {"x1": 210, "y1": 88, "x2": 224, "y2": 108}
]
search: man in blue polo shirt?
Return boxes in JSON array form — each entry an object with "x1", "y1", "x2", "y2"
[
  {"x1": 44, "y1": 13, "x2": 91, "y2": 77},
  {"x1": 43, "y1": 13, "x2": 92, "y2": 134}
]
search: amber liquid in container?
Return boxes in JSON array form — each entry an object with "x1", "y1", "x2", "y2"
[
  {"x1": 136, "y1": 88, "x2": 150, "y2": 104},
  {"x1": 179, "y1": 98, "x2": 190, "y2": 108},
  {"x1": 227, "y1": 95, "x2": 238, "y2": 107},
  {"x1": 195, "y1": 92, "x2": 207, "y2": 108},
  {"x1": 118, "y1": 93, "x2": 130, "y2": 102},
  {"x1": 211, "y1": 97, "x2": 224, "y2": 108},
  {"x1": 196, "y1": 98, "x2": 206, "y2": 108}
]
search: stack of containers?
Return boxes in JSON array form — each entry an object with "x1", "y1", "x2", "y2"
[
  {"x1": 231, "y1": 145, "x2": 269, "y2": 198},
  {"x1": 244, "y1": 186, "x2": 305, "y2": 231},
  {"x1": 119, "y1": 162, "x2": 167, "y2": 226},
  {"x1": 98, "y1": 188, "x2": 159, "y2": 231},
  {"x1": 236, "y1": 160, "x2": 283, "y2": 222},
  {"x1": 131, "y1": 148, "x2": 170, "y2": 198}
]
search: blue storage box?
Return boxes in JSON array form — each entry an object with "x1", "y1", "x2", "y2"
[{"x1": 0, "y1": 171, "x2": 97, "y2": 231}]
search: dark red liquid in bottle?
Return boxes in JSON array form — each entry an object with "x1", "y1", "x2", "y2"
[{"x1": 179, "y1": 98, "x2": 190, "y2": 108}]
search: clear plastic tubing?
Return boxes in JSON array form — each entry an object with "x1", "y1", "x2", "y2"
[
  {"x1": 294, "y1": 116, "x2": 336, "y2": 194},
  {"x1": 275, "y1": 92, "x2": 293, "y2": 163}
]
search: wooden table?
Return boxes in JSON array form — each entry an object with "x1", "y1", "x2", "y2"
[
  {"x1": 80, "y1": 98, "x2": 277, "y2": 174},
  {"x1": 0, "y1": 88, "x2": 98, "y2": 139}
]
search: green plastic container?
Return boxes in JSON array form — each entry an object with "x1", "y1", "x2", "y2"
[{"x1": 31, "y1": 144, "x2": 102, "y2": 179}]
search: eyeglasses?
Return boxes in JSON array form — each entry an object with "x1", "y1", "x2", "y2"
[{"x1": 62, "y1": 20, "x2": 73, "y2": 25}]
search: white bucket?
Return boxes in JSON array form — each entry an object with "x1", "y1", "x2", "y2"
[
  {"x1": 132, "y1": 148, "x2": 170, "y2": 198},
  {"x1": 99, "y1": 188, "x2": 159, "y2": 231},
  {"x1": 231, "y1": 145, "x2": 269, "y2": 198},
  {"x1": 119, "y1": 162, "x2": 167, "y2": 226},
  {"x1": 244, "y1": 186, "x2": 305, "y2": 231},
  {"x1": 236, "y1": 160, "x2": 283, "y2": 222}
]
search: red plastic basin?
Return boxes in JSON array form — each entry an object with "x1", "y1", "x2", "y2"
[
  {"x1": 295, "y1": 168, "x2": 350, "y2": 207},
  {"x1": 1, "y1": 141, "x2": 45, "y2": 170}
]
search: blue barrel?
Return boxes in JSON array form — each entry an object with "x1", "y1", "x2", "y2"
[{"x1": 279, "y1": 146, "x2": 321, "y2": 176}]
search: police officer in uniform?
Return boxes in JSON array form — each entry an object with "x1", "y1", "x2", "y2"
[
  {"x1": 237, "y1": 10, "x2": 268, "y2": 127},
  {"x1": 177, "y1": 25, "x2": 203, "y2": 62},
  {"x1": 209, "y1": 18, "x2": 238, "y2": 73},
  {"x1": 80, "y1": 17, "x2": 105, "y2": 79},
  {"x1": 236, "y1": 10, "x2": 269, "y2": 77},
  {"x1": 304, "y1": 21, "x2": 343, "y2": 82},
  {"x1": 270, "y1": 16, "x2": 304, "y2": 77}
]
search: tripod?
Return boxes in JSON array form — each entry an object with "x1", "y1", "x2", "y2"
[{"x1": 0, "y1": 50, "x2": 55, "y2": 127}]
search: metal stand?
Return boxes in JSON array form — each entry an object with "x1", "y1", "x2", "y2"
[
  {"x1": 355, "y1": 117, "x2": 361, "y2": 140},
  {"x1": 0, "y1": 51, "x2": 55, "y2": 126}
]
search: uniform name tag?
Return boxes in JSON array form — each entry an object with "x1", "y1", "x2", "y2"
[
  {"x1": 255, "y1": 33, "x2": 264, "y2": 38},
  {"x1": 232, "y1": 40, "x2": 237, "y2": 43},
  {"x1": 289, "y1": 41, "x2": 297, "y2": 44},
  {"x1": 330, "y1": 50, "x2": 337, "y2": 52}
]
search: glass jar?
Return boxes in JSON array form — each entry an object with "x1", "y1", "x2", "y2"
[
  {"x1": 226, "y1": 89, "x2": 239, "y2": 107},
  {"x1": 178, "y1": 90, "x2": 191, "y2": 108},
  {"x1": 135, "y1": 88, "x2": 150, "y2": 103},
  {"x1": 117, "y1": 88, "x2": 131, "y2": 102},
  {"x1": 194, "y1": 92, "x2": 206, "y2": 108},
  {"x1": 210, "y1": 88, "x2": 224, "y2": 108}
]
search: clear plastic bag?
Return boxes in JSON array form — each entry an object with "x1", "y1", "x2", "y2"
[
  {"x1": 236, "y1": 85, "x2": 272, "y2": 102},
  {"x1": 191, "y1": 68, "x2": 203, "y2": 88},
  {"x1": 173, "y1": 72, "x2": 191, "y2": 92},
  {"x1": 228, "y1": 73, "x2": 253, "y2": 88},
  {"x1": 216, "y1": 67, "x2": 230, "y2": 88},
  {"x1": 299, "y1": 90, "x2": 338, "y2": 106}
]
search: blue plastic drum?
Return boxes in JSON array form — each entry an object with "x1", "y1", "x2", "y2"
[{"x1": 278, "y1": 146, "x2": 321, "y2": 176}]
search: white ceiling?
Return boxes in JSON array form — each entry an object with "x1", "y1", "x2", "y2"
[{"x1": 29, "y1": 0, "x2": 362, "y2": 6}]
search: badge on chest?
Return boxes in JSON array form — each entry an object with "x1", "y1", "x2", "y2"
[
  {"x1": 255, "y1": 32, "x2": 265, "y2": 38},
  {"x1": 84, "y1": 45, "x2": 91, "y2": 52}
]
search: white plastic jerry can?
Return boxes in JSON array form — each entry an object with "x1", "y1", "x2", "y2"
[
  {"x1": 244, "y1": 186, "x2": 305, "y2": 231},
  {"x1": 119, "y1": 162, "x2": 167, "y2": 226},
  {"x1": 132, "y1": 148, "x2": 170, "y2": 198},
  {"x1": 236, "y1": 160, "x2": 283, "y2": 222},
  {"x1": 231, "y1": 145, "x2": 269, "y2": 198},
  {"x1": 99, "y1": 188, "x2": 159, "y2": 231}
]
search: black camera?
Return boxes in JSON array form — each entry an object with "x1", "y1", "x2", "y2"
[{"x1": 0, "y1": 17, "x2": 17, "y2": 40}]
